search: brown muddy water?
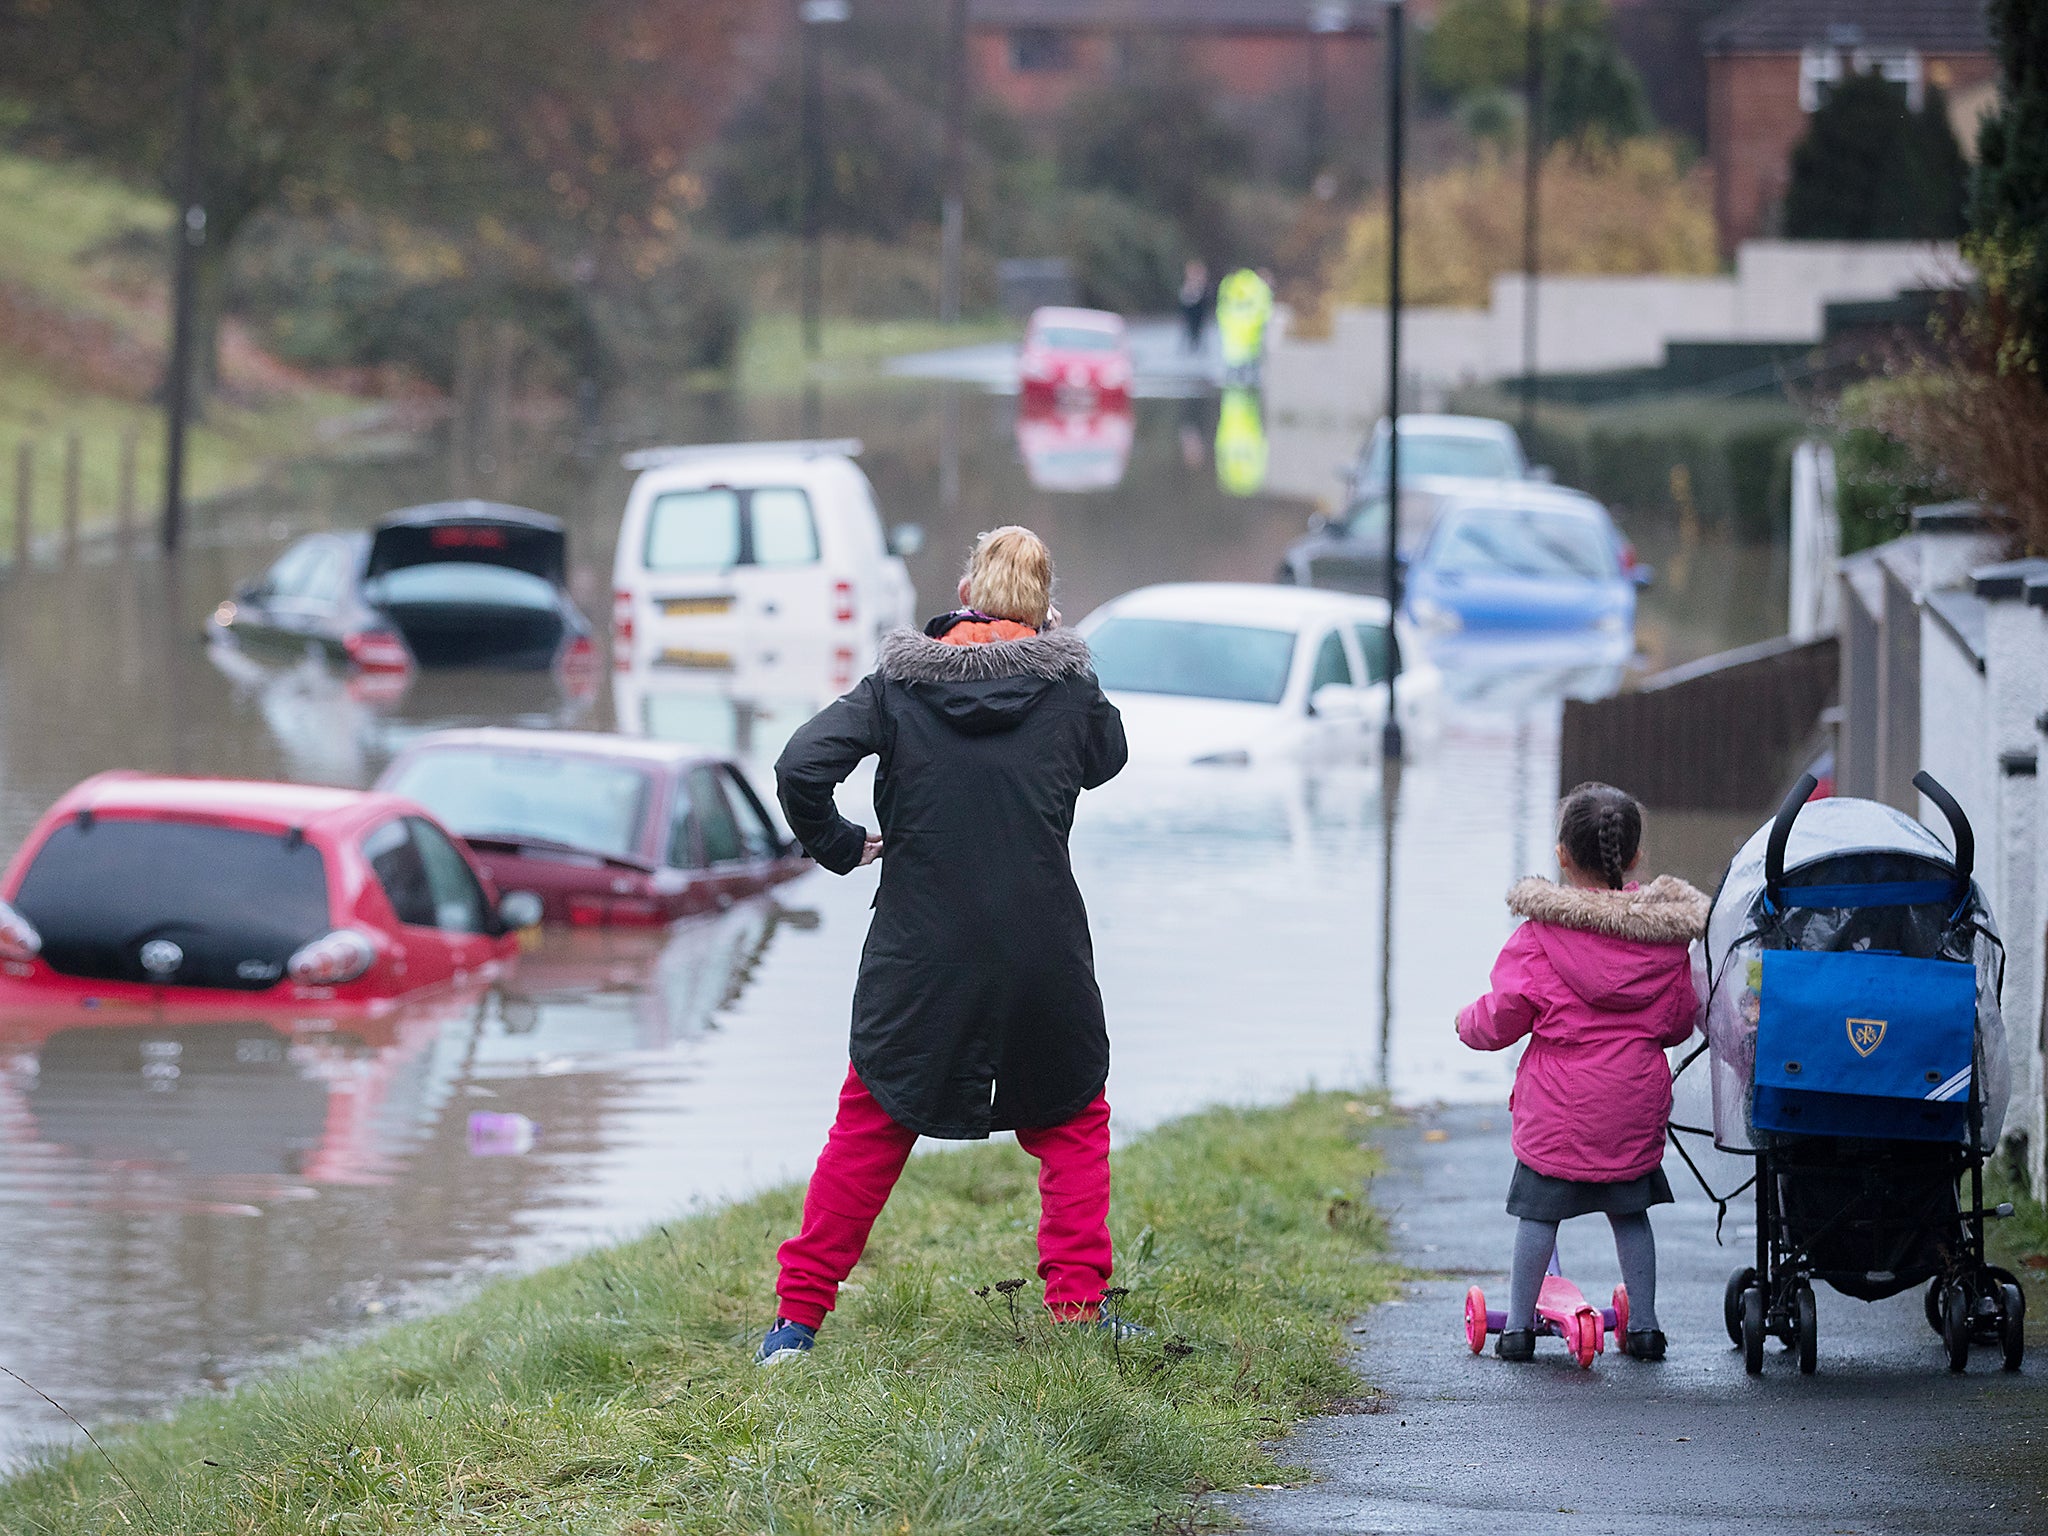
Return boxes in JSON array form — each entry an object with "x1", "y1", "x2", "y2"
[{"x1": 0, "y1": 378, "x2": 1784, "y2": 1455}]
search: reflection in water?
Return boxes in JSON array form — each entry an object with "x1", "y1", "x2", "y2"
[
  {"x1": 0, "y1": 376, "x2": 1774, "y2": 1457},
  {"x1": 1214, "y1": 388, "x2": 1269, "y2": 498},
  {"x1": 1015, "y1": 395, "x2": 1136, "y2": 494}
]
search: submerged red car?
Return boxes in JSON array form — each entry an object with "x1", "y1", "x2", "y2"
[
  {"x1": 0, "y1": 775, "x2": 536, "y2": 1012},
  {"x1": 1018, "y1": 306, "x2": 1132, "y2": 406},
  {"x1": 375, "y1": 729, "x2": 810, "y2": 926}
]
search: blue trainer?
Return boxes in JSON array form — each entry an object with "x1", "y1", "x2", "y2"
[{"x1": 756, "y1": 1317, "x2": 817, "y2": 1364}]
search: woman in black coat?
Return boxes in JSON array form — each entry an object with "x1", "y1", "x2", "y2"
[{"x1": 757, "y1": 527, "x2": 1127, "y2": 1362}]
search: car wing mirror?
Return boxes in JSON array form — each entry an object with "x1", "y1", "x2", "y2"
[
  {"x1": 1308, "y1": 683, "x2": 1371, "y2": 719},
  {"x1": 497, "y1": 890, "x2": 544, "y2": 932},
  {"x1": 1630, "y1": 563, "x2": 1655, "y2": 587},
  {"x1": 1306, "y1": 511, "x2": 1330, "y2": 534},
  {"x1": 1529, "y1": 464, "x2": 1556, "y2": 483},
  {"x1": 888, "y1": 523, "x2": 925, "y2": 558}
]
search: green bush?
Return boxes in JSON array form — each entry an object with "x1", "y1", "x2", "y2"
[{"x1": 1058, "y1": 192, "x2": 1186, "y2": 314}]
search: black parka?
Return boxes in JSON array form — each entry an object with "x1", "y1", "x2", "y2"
[{"x1": 774, "y1": 624, "x2": 1128, "y2": 1138}]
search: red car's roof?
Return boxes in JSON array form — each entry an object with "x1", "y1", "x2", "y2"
[{"x1": 52, "y1": 773, "x2": 415, "y2": 833}]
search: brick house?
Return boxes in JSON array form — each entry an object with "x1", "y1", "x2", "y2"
[
  {"x1": 967, "y1": 0, "x2": 1389, "y2": 179},
  {"x1": 1705, "y1": 0, "x2": 1996, "y2": 255}
]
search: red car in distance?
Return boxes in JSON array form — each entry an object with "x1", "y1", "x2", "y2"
[
  {"x1": 1018, "y1": 307, "x2": 1133, "y2": 406},
  {"x1": 0, "y1": 775, "x2": 536, "y2": 1013},
  {"x1": 375, "y1": 729, "x2": 810, "y2": 927}
]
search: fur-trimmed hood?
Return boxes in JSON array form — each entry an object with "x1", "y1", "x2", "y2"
[
  {"x1": 1507, "y1": 875, "x2": 1709, "y2": 945},
  {"x1": 877, "y1": 626, "x2": 1094, "y2": 684}
]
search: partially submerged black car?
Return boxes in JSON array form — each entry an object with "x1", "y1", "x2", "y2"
[{"x1": 211, "y1": 502, "x2": 595, "y2": 673}]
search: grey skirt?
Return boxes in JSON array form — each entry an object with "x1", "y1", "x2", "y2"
[{"x1": 1507, "y1": 1161, "x2": 1674, "y2": 1221}]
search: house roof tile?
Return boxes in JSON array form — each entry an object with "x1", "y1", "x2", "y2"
[{"x1": 969, "y1": 0, "x2": 1372, "y2": 32}]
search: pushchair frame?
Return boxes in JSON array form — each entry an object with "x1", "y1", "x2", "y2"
[{"x1": 1673, "y1": 770, "x2": 2026, "y2": 1376}]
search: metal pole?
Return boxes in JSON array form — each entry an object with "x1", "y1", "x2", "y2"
[
  {"x1": 1520, "y1": 0, "x2": 1543, "y2": 439},
  {"x1": 939, "y1": 0, "x2": 969, "y2": 324},
  {"x1": 799, "y1": 5, "x2": 824, "y2": 358},
  {"x1": 1382, "y1": 0, "x2": 1405, "y2": 761},
  {"x1": 12, "y1": 441, "x2": 30, "y2": 571},
  {"x1": 162, "y1": 0, "x2": 208, "y2": 554}
]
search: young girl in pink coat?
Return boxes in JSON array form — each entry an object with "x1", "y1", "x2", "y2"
[{"x1": 1457, "y1": 782, "x2": 1708, "y2": 1361}]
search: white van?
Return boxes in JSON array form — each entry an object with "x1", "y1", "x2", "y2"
[{"x1": 611, "y1": 440, "x2": 919, "y2": 685}]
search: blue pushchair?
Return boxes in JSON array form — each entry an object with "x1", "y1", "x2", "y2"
[{"x1": 1680, "y1": 770, "x2": 2023, "y2": 1375}]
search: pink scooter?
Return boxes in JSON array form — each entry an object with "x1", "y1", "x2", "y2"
[{"x1": 1464, "y1": 1249, "x2": 1628, "y2": 1370}]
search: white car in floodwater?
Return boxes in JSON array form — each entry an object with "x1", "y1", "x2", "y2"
[{"x1": 1074, "y1": 583, "x2": 1439, "y2": 767}]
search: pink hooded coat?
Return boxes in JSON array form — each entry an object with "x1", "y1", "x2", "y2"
[{"x1": 1457, "y1": 876, "x2": 1709, "y2": 1183}]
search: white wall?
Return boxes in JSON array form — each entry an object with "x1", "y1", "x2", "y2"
[{"x1": 1732, "y1": 241, "x2": 1968, "y2": 339}]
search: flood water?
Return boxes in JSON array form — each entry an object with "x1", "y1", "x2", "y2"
[{"x1": 0, "y1": 371, "x2": 1787, "y2": 1455}]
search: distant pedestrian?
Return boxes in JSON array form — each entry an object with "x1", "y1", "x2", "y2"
[
  {"x1": 758, "y1": 526, "x2": 1129, "y2": 1364},
  {"x1": 1179, "y1": 258, "x2": 1210, "y2": 352},
  {"x1": 1455, "y1": 782, "x2": 1708, "y2": 1363}
]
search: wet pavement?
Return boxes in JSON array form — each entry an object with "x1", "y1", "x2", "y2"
[
  {"x1": 1240, "y1": 1104, "x2": 2046, "y2": 1536},
  {"x1": 0, "y1": 373, "x2": 1791, "y2": 1457}
]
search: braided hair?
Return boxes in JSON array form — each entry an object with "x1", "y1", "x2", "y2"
[{"x1": 1557, "y1": 781, "x2": 1643, "y2": 890}]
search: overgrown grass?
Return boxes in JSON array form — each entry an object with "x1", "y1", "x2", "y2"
[
  {"x1": 0, "y1": 1092, "x2": 1393, "y2": 1534},
  {"x1": 1989, "y1": 1162, "x2": 2048, "y2": 1276},
  {"x1": 737, "y1": 313, "x2": 1015, "y2": 399}
]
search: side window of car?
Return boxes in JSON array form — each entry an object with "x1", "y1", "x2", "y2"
[
  {"x1": 262, "y1": 541, "x2": 323, "y2": 601},
  {"x1": 1353, "y1": 623, "x2": 1393, "y2": 686},
  {"x1": 688, "y1": 766, "x2": 744, "y2": 865},
  {"x1": 407, "y1": 818, "x2": 489, "y2": 933},
  {"x1": 364, "y1": 818, "x2": 435, "y2": 927},
  {"x1": 666, "y1": 775, "x2": 700, "y2": 869},
  {"x1": 1309, "y1": 630, "x2": 1352, "y2": 693},
  {"x1": 302, "y1": 543, "x2": 351, "y2": 608},
  {"x1": 722, "y1": 767, "x2": 780, "y2": 860}
]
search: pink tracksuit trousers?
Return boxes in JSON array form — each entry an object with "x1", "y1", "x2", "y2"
[{"x1": 775, "y1": 1064, "x2": 1114, "y2": 1329}]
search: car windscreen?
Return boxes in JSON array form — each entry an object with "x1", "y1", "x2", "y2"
[
  {"x1": 1034, "y1": 326, "x2": 1120, "y2": 352},
  {"x1": 644, "y1": 487, "x2": 819, "y2": 572},
  {"x1": 13, "y1": 820, "x2": 330, "y2": 990},
  {"x1": 367, "y1": 563, "x2": 559, "y2": 610},
  {"x1": 1431, "y1": 508, "x2": 1618, "y2": 581},
  {"x1": 1365, "y1": 433, "x2": 1516, "y2": 482},
  {"x1": 384, "y1": 750, "x2": 654, "y2": 862},
  {"x1": 1087, "y1": 617, "x2": 1297, "y2": 705}
]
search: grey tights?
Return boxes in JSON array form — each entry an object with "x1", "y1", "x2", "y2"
[{"x1": 1507, "y1": 1212, "x2": 1659, "y2": 1332}]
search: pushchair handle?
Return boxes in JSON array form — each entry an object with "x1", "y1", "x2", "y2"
[
  {"x1": 1911, "y1": 770, "x2": 1975, "y2": 889},
  {"x1": 1763, "y1": 773, "x2": 1818, "y2": 908}
]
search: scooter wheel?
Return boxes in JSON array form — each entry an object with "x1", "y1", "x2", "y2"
[
  {"x1": 1742, "y1": 1285, "x2": 1766, "y2": 1375},
  {"x1": 1726, "y1": 1267, "x2": 1756, "y2": 1347},
  {"x1": 1464, "y1": 1286, "x2": 1489, "y2": 1355},
  {"x1": 1612, "y1": 1284, "x2": 1630, "y2": 1344},
  {"x1": 1794, "y1": 1283, "x2": 1817, "y2": 1376}
]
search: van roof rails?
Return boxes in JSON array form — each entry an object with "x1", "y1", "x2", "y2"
[{"x1": 621, "y1": 439, "x2": 863, "y2": 471}]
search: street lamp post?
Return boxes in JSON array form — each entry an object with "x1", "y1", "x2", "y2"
[
  {"x1": 1381, "y1": 0, "x2": 1405, "y2": 761},
  {"x1": 798, "y1": 0, "x2": 849, "y2": 359},
  {"x1": 939, "y1": 0, "x2": 969, "y2": 324},
  {"x1": 1520, "y1": 0, "x2": 1544, "y2": 439},
  {"x1": 161, "y1": 0, "x2": 209, "y2": 554}
]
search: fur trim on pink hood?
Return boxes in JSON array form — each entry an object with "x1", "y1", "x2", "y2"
[{"x1": 1458, "y1": 876, "x2": 1709, "y2": 1183}]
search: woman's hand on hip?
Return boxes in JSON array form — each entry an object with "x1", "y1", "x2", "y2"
[{"x1": 860, "y1": 834, "x2": 884, "y2": 866}]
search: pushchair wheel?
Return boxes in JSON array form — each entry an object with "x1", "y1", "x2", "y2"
[
  {"x1": 1741, "y1": 1285, "x2": 1766, "y2": 1375},
  {"x1": 1725, "y1": 1267, "x2": 1756, "y2": 1347},
  {"x1": 1794, "y1": 1283, "x2": 1817, "y2": 1375},
  {"x1": 1942, "y1": 1282, "x2": 1972, "y2": 1373},
  {"x1": 1998, "y1": 1282, "x2": 2026, "y2": 1372},
  {"x1": 1924, "y1": 1278, "x2": 1946, "y2": 1336}
]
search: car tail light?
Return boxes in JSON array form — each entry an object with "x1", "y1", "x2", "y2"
[
  {"x1": 833, "y1": 580, "x2": 855, "y2": 624},
  {"x1": 0, "y1": 899, "x2": 41, "y2": 964},
  {"x1": 287, "y1": 929, "x2": 375, "y2": 986},
  {"x1": 612, "y1": 588, "x2": 635, "y2": 648},
  {"x1": 343, "y1": 629, "x2": 411, "y2": 672},
  {"x1": 1618, "y1": 540, "x2": 1640, "y2": 574},
  {"x1": 833, "y1": 646, "x2": 856, "y2": 690}
]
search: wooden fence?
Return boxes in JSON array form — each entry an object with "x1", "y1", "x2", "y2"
[
  {"x1": 1559, "y1": 634, "x2": 1840, "y2": 811},
  {"x1": 5, "y1": 428, "x2": 144, "y2": 571}
]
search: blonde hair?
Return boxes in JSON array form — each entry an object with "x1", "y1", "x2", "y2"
[{"x1": 963, "y1": 525, "x2": 1054, "y2": 627}]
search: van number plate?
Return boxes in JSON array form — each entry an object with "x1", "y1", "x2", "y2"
[
  {"x1": 658, "y1": 648, "x2": 735, "y2": 671},
  {"x1": 661, "y1": 596, "x2": 734, "y2": 616}
]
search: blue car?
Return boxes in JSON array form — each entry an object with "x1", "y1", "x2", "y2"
[{"x1": 1402, "y1": 486, "x2": 1647, "y2": 660}]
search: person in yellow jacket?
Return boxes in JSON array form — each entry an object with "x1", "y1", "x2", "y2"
[
  {"x1": 1214, "y1": 387, "x2": 1268, "y2": 497},
  {"x1": 1215, "y1": 267, "x2": 1274, "y2": 376}
]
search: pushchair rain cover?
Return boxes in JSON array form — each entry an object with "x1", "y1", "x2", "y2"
[{"x1": 1700, "y1": 794, "x2": 2007, "y2": 1153}]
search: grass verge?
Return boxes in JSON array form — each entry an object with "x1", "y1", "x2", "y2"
[
  {"x1": 736, "y1": 313, "x2": 1016, "y2": 399},
  {"x1": 0, "y1": 1091, "x2": 1393, "y2": 1534}
]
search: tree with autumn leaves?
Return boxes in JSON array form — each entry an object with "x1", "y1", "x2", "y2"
[{"x1": 0, "y1": 0, "x2": 755, "y2": 393}]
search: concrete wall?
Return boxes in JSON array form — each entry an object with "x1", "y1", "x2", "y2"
[{"x1": 1269, "y1": 239, "x2": 1966, "y2": 427}]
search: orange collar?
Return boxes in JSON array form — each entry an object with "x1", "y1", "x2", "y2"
[{"x1": 936, "y1": 618, "x2": 1039, "y2": 646}]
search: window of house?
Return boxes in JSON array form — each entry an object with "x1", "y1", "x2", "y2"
[
  {"x1": 1852, "y1": 48, "x2": 1924, "y2": 110},
  {"x1": 1797, "y1": 47, "x2": 1845, "y2": 112},
  {"x1": 1010, "y1": 27, "x2": 1071, "y2": 72}
]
